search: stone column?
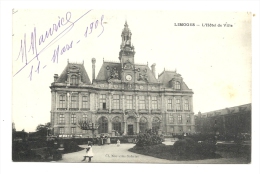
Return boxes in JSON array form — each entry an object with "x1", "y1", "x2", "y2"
[
  {"x1": 135, "y1": 94, "x2": 138, "y2": 112},
  {"x1": 148, "y1": 95, "x2": 151, "y2": 113},
  {"x1": 181, "y1": 96, "x2": 184, "y2": 112},
  {"x1": 190, "y1": 96, "x2": 193, "y2": 112},
  {"x1": 173, "y1": 97, "x2": 176, "y2": 112},
  {"x1": 108, "y1": 118, "x2": 112, "y2": 133},
  {"x1": 124, "y1": 121, "x2": 127, "y2": 135},
  {"x1": 109, "y1": 93, "x2": 112, "y2": 113},
  {"x1": 78, "y1": 93, "x2": 82, "y2": 110},
  {"x1": 67, "y1": 92, "x2": 70, "y2": 109},
  {"x1": 90, "y1": 93, "x2": 95, "y2": 111},
  {"x1": 122, "y1": 95, "x2": 125, "y2": 112},
  {"x1": 136, "y1": 120, "x2": 140, "y2": 134},
  {"x1": 55, "y1": 92, "x2": 58, "y2": 110}
]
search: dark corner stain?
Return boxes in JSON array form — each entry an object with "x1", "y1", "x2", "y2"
[{"x1": 253, "y1": 14, "x2": 255, "y2": 17}]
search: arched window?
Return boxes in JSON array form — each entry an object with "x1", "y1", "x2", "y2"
[
  {"x1": 98, "y1": 116, "x2": 108, "y2": 133},
  {"x1": 152, "y1": 117, "x2": 161, "y2": 133},
  {"x1": 175, "y1": 81, "x2": 181, "y2": 90},
  {"x1": 139, "y1": 117, "x2": 148, "y2": 133},
  {"x1": 71, "y1": 75, "x2": 78, "y2": 85},
  {"x1": 112, "y1": 116, "x2": 121, "y2": 132}
]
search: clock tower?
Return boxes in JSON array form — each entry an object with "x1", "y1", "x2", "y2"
[{"x1": 119, "y1": 21, "x2": 136, "y2": 83}]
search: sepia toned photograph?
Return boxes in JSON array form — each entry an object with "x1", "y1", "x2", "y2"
[{"x1": 10, "y1": 9, "x2": 253, "y2": 164}]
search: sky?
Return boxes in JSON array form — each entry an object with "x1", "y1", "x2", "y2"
[{"x1": 10, "y1": 9, "x2": 253, "y2": 132}]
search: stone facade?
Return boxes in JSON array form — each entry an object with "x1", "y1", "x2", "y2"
[
  {"x1": 50, "y1": 22, "x2": 195, "y2": 138},
  {"x1": 194, "y1": 103, "x2": 251, "y2": 135}
]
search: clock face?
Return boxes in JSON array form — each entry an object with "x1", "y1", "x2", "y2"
[{"x1": 126, "y1": 74, "x2": 132, "y2": 81}]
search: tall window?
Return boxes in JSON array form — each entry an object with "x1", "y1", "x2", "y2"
[
  {"x1": 168, "y1": 113, "x2": 174, "y2": 123},
  {"x1": 82, "y1": 96, "x2": 88, "y2": 109},
  {"x1": 98, "y1": 116, "x2": 108, "y2": 133},
  {"x1": 152, "y1": 96, "x2": 158, "y2": 109},
  {"x1": 112, "y1": 116, "x2": 121, "y2": 132},
  {"x1": 59, "y1": 114, "x2": 65, "y2": 124},
  {"x1": 82, "y1": 114, "x2": 87, "y2": 122},
  {"x1": 99, "y1": 94, "x2": 106, "y2": 109},
  {"x1": 175, "y1": 81, "x2": 181, "y2": 89},
  {"x1": 139, "y1": 96, "x2": 145, "y2": 109},
  {"x1": 186, "y1": 115, "x2": 191, "y2": 124},
  {"x1": 167, "y1": 99, "x2": 173, "y2": 110},
  {"x1": 126, "y1": 95, "x2": 133, "y2": 109},
  {"x1": 59, "y1": 95, "x2": 66, "y2": 108},
  {"x1": 176, "y1": 99, "x2": 181, "y2": 111},
  {"x1": 139, "y1": 117, "x2": 148, "y2": 133},
  {"x1": 113, "y1": 95, "x2": 120, "y2": 109},
  {"x1": 71, "y1": 127, "x2": 76, "y2": 134},
  {"x1": 184, "y1": 99, "x2": 189, "y2": 111},
  {"x1": 71, "y1": 114, "x2": 76, "y2": 124},
  {"x1": 59, "y1": 127, "x2": 65, "y2": 134},
  {"x1": 71, "y1": 75, "x2": 78, "y2": 85},
  {"x1": 71, "y1": 95, "x2": 78, "y2": 108},
  {"x1": 178, "y1": 115, "x2": 182, "y2": 123}
]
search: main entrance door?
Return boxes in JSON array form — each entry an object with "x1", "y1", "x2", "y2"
[{"x1": 128, "y1": 125, "x2": 134, "y2": 135}]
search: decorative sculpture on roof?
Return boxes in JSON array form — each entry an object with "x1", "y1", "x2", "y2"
[
  {"x1": 138, "y1": 73, "x2": 148, "y2": 82},
  {"x1": 108, "y1": 67, "x2": 119, "y2": 82}
]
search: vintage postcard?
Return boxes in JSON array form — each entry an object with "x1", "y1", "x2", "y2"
[{"x1": 1, "y1": 1, "x2": 258, "y2": 174}]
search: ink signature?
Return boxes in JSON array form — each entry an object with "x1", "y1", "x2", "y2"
[{"x1": 14, "y1": 10, "x2": 105, "y2": 81}]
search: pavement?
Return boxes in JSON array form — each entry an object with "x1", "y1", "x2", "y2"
[{"x1": 57, "y1": 143, "x2": 249, "y2": 164}]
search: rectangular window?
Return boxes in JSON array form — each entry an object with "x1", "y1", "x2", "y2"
[
  {"x1": 176, "y1": 99, "x2": 181, "y2": 111},
  {"x1": 113, "y1": 95, "x2": 120, "y2": 109},
  {"x1": 167, "y1": 99, "x2": 173, "y2": 110},
  {"x1": 71, "y1": 127, "x2": 76, "y2": 134},
  {"x1": 71, "y1": 114, "x2": 76, "y2": 124},
  {"x1": 152, "y1": 96, "x2": 158, "y2": 109},
  {"x1": 139, "y1": 96, "x2": 145, "y2": 109},
  {"x1": 99, "y1": 94, "x2": 106, "y2": 109},
  {"x1": 126, "y1": 95, "x2": 133, "y2": 109},
  {"x1": 59, "y1": 95, "x2": 66, "y2": 108},
  {"x1": 186, "y1": 115, "x2": 190, "y2": 124},
  {"x1": 71, "y1": 95, "x2": 78, "y2": 108},
  {"x1": 59, "y1": 127, "x2": 65, "y2": 134},
  {"x1": 83, "y1": 114, "x2": 87, "y2": 122},
  {"x1": 178, "y1": 115, "x2": 182, "y2": 123},
  {"x1": 82, "y1": 96, "x2": 88, "y2": 108},
  {"x1": 184, "y1": 99, "x2": 189, "y2": 111},
  {"x1": 59, "y1": 114, "x2": 65, "y2": 124},
  {"x1": 168, "y1": 113, "x2": 174, "y2": 123}
]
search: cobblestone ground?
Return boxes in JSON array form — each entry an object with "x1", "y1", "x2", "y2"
[{"x1": 56, "y1": 143, "x2": 249, "y2": 164}]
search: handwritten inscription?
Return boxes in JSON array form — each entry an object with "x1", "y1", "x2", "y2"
[{"x1": 14, "y1": 10, "x2": 105, "y2": 81}]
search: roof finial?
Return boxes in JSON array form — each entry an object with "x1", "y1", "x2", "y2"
[
  {"x1": 82, "y1": 60, "x2": 84, "y2": 65},
  {"x1": 67, "y1": 59, "x2": 69, "y2": 64},
  {"x1": 147, "y1": 61, "x2": 148, "y2": 66},
  {"x1": 103, "y1": 57, "x2": 104, "y2": 62}
]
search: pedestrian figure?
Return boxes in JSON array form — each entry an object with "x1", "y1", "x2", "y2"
[
  {"x1": 82, "y1": 142, "x2": 94, "y2": 162},
  {"x1": 117, "y1": 139, "x2": 120, "y2": 147}
]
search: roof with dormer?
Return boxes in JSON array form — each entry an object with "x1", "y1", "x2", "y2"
[
  {"x1": 195, "y1": 103, "x2": 251, "y2": 118},
  {"x1": 56, "y1": 62, "x2": 91, "y2": 84},
  {"x1": 95, "y1": 61, "x2": 158, "y2": 83},
  {"x1": 158, "y1": 70, "x2": 190, "y2": 89}
]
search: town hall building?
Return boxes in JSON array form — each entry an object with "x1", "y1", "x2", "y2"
[{"x1": 50, "y1": 22, "x2": 195, "y2": 138}]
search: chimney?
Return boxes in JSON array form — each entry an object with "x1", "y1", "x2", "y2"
[
  {"x1": 92, "y1": 58, "x2": 96, "y2": 82},
  {"x1": 54, "y1": 74, "x2": 58, "y2": 82},
  {"x1": 151, "y1": 63, "x2": 156, "y2": 78}
]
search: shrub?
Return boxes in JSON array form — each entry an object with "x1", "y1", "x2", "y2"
[
  {"x1": 135, "y1": 130, "x2": 164, "y2": 147},
  {"x1": 172, "y1": 138, "x2": 198, "y2": 157},
  {"x1": 63, "y1": 141, "x2": 83, "y2": 153}
]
